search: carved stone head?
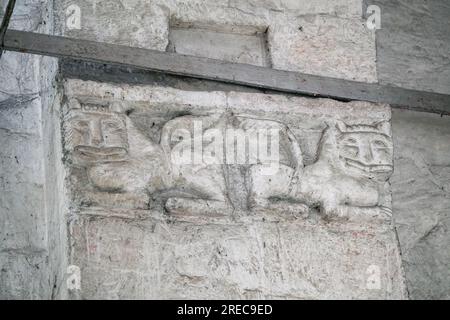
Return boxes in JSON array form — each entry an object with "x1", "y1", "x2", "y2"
[
  {"x1": 335, "y1": 121, "x2": 393, "y2": 180},
  {"x1": 65, "y1": 99, "x2": 129, "y2": 164}
]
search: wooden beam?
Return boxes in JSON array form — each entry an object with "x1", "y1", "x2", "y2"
[
  {"x1": 0, "y1": 0, "x2": 16, "y2": 59},
  {"x1": 2, "y1": 29, "x2": 450, "y2": 115}
]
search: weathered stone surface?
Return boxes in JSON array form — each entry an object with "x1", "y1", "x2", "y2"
[
  {"x1": 0, "y1": 91, "x2": 43, "y2": 135},
  {"x1": 229, "y1": 0, "x2": 363, "y2": 17},
  {"x1": 391, "y1": 109, "x2": 450, "y2": 300},
  {"x1": 0, "y1": 250, "x2": 50, "y2": 299},
  {"x1": 368, "y1": 0, "x2": 450, "y2": 94},
  {"x1": 0, "y1": 0, "x2": 67, "y2": 300},
  {"x1": 62, "y1": 79, "x2": 406, "y2": 299},
  {"x1": 55, "y1": 0, "x2": 169, "y2": 51},
  {"x1": 55, "y1": 0, "x2": 376, "y2": 82},
  {"x1": 269, "y1": 15, "x2": 377, "y2": 82},
  {"x1": 168, "y1": 24, "x2": 271, "y2": 67},
  {"x1": 0, "y1": 133, "x2": 47, "y2": 250},
  {"x1": 71, "y1": 215, "x2": 404, "y2": 299}
]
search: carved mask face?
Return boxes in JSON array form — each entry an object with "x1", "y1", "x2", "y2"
[
  {"x1": 66, "y1": 106, "x2": 129, "y2": 164},
  {"x1": 336, "y1": 121, "x2": 393, "y2": 180}
]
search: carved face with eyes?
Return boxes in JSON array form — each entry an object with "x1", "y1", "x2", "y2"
[
  {"x1": 336, "y1": 121, "x2": 393, "y2": 180},
  {"x1": 66, "y1": 104, "x2": 129, "y2": 164}
]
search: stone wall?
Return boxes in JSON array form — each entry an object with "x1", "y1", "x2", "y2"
[
  {"x1": 365, "y1": 0, "x2": 450, "y2": 299},
  {"x1": 391, "y1": 110, "x2": 450, "y2": 299},
  {"x1": 0, "y1": 0, "x2": 67, "y2": 299},
  {"x1": 368, "y1": 0, "x2": 450, "y2": 95},
  {"x1": 55, "y1": 0, "x2": 376, "y2": 82}
]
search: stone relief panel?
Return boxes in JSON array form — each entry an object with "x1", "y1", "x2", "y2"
[
  {"x1": 63, "y1": 96, "x2": 393, "y2": 222},
  {"x1": 62, "y1": 79, "x2": 406, "y2": 299}
]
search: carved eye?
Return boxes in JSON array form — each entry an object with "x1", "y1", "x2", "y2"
[
  {"x1": 372, "y1": 140, "x2": 391, "y2": 159},
  {"x1": 344, "y1": 138, "x2": 357, "y2": 145},
  {"x1": 73, "y1": 120, "x2": 89, "y2": 132},
  {"x1": 373, "y1": 140, "x2": 388, "y2": 149},
  {"x1": 103, "y1": 120, "x2": 122, "y2": 132},
  {"x1": 343, "y1": 145, "x2": 359, "y2": 157}
]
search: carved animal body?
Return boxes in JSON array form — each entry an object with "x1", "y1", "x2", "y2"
[
  {"x1": 290, "y1": 121, "x2": 394, "y2": 218},
  {"x1": 158, "y1": 113, "x2": 304, "y2": 216},
  {"x1": 159, "y1": 113, "x2": 231, "y2": 216},
  {"x1": 249, "y1": 120, "x2": 394, "y2": 219},
  {"x1": 292, "y1": 162, "x2": 381, "y2": 217}
]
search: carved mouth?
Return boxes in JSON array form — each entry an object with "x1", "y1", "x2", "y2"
[
  {"x1": 74, "y1": 146, "x2": 128, "y2": 161},
  {"x1": 344, "y1": 158, "x2": 392, "y2": 174}
]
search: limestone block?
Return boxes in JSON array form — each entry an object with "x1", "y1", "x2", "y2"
[
  {"x1": 229, "y1": 0, "x2": 363, "y2": 17},
  {"x1": 0, "y1": 184, "x2": 47, "y2": 251},
  {"x1": 0, "y1": 52, "x2": 41, "y2": 98},
  {"x1": 391, "y1": 109, "x2": 450, "y2": 299},
  {"x1": 166, "y1": 0, "x2": 266, "y2": 27},
  {"x1": 1, "y1": 0, "x2": 48, "y2": 31},
  {"x1": 62, "y1": 79, "x2": 406, "y2": 299},
  {"x1": 70, "y1": 215, "x2": 405, "y2": 299},
  {"x1": 377, "y1": 30, "x2": 450, "y2": 94},
  {"x1": 55, "y1": 0, "x2": 170, "y2": 50},
  {"x1": 0, "y1": 0, "x2": 49, "y2": 253},
  {"x1": 371, "y1": 0, "x2": 450, "y2": 94},
  {"x1": 0, "y1": 124, "x2": 48, "y2": 262},
  {"x1": 0, "y1": 132, "x2": 45, "y2": 187},
  {"x1": 0, "y1": 93, "x2": 42, "y2": 136},
  {"x1": 269, "y1": 15, "x2": 377, "y2": 82},
  {"x1": 0, "y1": 0, "x2": 64, "y2": 299},
  {"x1": 0, "y1": 251, "x2": 50, "y2": 299},
  {"x1": 168, "y1": 25, "x2": 271, "y2": 66}
]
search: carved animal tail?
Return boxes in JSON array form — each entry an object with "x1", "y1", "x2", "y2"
[
  {"x1": 316, "y1": 122, "x2": 338, "y2": 164},
  {"x1": 283, "y1": 128, "x2": 304, "y2": 195},
  {"x1": 286, "y1": 127, "x2": 304, "y2": 173}
]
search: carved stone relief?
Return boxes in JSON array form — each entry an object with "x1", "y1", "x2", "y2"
[
  {"x1": 62, "y1": 79, "x2": 406, "y2": 299},
  {"x1": 63, "y1": 98, "x2": 170, "y2": 215},
  {"x1": 250, "y1": 120, "x2": 394, "y2": 220},
  {"x1": 63, "y1": 97, "x2": 393, "y2": 222}
]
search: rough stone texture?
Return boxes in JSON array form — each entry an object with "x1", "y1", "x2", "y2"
[
  {"x1": 359, "y1": 0, "x2": 450, "y2": 299},
  {"x1": 168, "y1": 24, "x2": 271, "y2": 67},
  {"x1": 55, "y1": 0, "x2": 169, "y2": 51},
  {"x1": 0, "y1": 0, "x2": 67, "y2": 299},
  {"x1": 269, "y1": 14, "x2": 377, "y2": 82},
  {"x1": 391, "y1": 110, "x2": 450, "y2": 300},
  {"x1": 229, "y1": 0, "x2": 363, "y2": 17},
  {"x1": 61, "y1": 79, "x2": 406, "y2": 299},
  {"x1": 55, "y1": 0, "x2": 376, "y2": 82},
  {"x1": 367, "y1": 0, "x2": 450, "y2": 94}
]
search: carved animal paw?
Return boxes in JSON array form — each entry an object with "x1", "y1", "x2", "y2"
[
  {"x1": 319, "y1": 203, "x2": 350, "y2": 220},
  {"x1": 251, "y1": 198, "x2": 309, "y2": 218},
  {"x1": 164, "y1": 197, "x2": 232, "y2": 217}
]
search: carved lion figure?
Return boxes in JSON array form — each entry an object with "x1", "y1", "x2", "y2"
[{"x1": 289, "y1": 120, "x2": 394, "y2": 218}]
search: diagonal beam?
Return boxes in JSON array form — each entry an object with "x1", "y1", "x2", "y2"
[
  {"x1": 2, "y1": 29, "x2": 450, "y2": 115},
  {"x1": 0, "y1": 0, "x2": 16, "y2": 59}
]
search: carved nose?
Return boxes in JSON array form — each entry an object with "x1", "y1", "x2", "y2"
[
  {"x1": 90, "y1": 121, "x2": 104, "y2": 146},
  {"x1": 363, "y1": 146, "x2": 374, "y2": 162}
]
